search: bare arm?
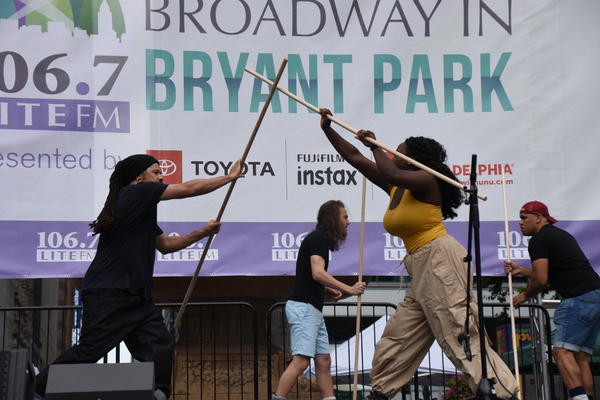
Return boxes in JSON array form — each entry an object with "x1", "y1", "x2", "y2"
[
  {"x1": 160, "y1": 160, "x2": 244, "y2": 200},
  {"x1": 371, "y1": 144, "x2": 439, "y2": 194},
  {"x1": 319, "y1": 109, "x2": 389, "y2": 193},
  {"x1": 356, "y1": 130, "x2": 441, "y2": 203},
  {"x1": 310, "y1": 255, "x2": 366, "y2": 296},
  {"x1": 155, "y1": 220, "x2": 221, "y2": 254},
  {"x1": 512, "y1": 258, "x2": 548, "y2": 307},
  {"x1": 324, "y1": 287, "x2": 343, "y2": 302}
]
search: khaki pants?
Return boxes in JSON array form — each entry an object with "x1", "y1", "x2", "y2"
[{"x1": 370, "y1": 235, "x2": 518, "y2": 398}]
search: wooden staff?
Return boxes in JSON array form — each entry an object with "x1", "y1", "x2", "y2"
[
  {"x1": 352, "y1": 175, "x2": 367, "y2": 400},
  {"x1": 244, "y1": 68, "x2": 487, "y2": 201},
  {"x1": 502, "y1": 168, "x2": 522, "y2": 400},
  {"x1": 174, "y1": 58, "x2": 288, "y2": 329}
]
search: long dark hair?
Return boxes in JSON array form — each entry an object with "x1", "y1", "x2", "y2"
[
  {"x1": 89, "y1": 178, "x2": 123, "y2": 235},
  {"x1": 315, "y1": 200, "x2": 348, "y2": 251},
  {"x1": 404, "y1": 136, "x2": 464, "y2": 220},
  {"x1": 89, "y1": 154, "x2": 159, "y2": 235}
]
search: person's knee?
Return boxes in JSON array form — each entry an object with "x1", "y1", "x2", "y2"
[
  {"x1": 574, "y1": 351, "x2": 592, "y2": 373},
  {"x1": 291, "y1": 355, "x2": 310, "y2": 372},
  {"x1": 315, "y1": 354, "x2": 331, "y2": 370},
  {"x1": 553, "y1": 347, "x2": 576, "y2": 365},
  {"x1": 299, "y1": 359, "x2": 311, "y2": 371}
]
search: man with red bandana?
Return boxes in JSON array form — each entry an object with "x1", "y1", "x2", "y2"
[{"x1": 505, "y1": 201, "x2": 600, "y2": 400}]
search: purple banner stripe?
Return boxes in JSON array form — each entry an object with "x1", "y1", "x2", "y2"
[
  {"x1": 0, "y1": 97, "x2": 130, "y2": 133},
  {"x1": 2, "y1": 220, "x2": 600, "y2": 279}
]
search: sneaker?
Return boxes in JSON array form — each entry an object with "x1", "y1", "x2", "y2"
[
  {"x1": 365, "y1": 391, "x2": 388, "y2": 400},
  {"x1": 155, "y1": 389, "x2": 168, "y2": 400},
  {"x1": 272, "y1": 394, "x2": 287, "y2": 400}
]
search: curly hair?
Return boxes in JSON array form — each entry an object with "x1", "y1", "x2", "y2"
[
  {"x1": 315, "y1": 200, "x2": 348, "y2": 252},
  {"x1": 404, "y1": 136, "x2": 464, "y2": 220}
]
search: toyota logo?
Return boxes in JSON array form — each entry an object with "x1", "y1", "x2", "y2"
[{"x1": 158, "y1": 159, "x2": 177, "y2": 176}]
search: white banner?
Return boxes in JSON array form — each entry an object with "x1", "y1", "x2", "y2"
[{"x1": 1, "y1": 1, "x2": 599, "y2": 278}]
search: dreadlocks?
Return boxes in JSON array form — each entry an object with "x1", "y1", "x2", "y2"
[{"x1": 89, "y1": 154, "x2": 159, "y2": 235}]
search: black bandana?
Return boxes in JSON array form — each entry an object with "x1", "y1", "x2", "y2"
[{"x1": 110, "y1": 154, "x2": 159, "y2": 186}]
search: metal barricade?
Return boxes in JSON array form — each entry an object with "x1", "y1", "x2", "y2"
[
  {"x1": 267, "y1": 302, "x2": 557, "y2": 400},
  {"x1": 0, "y1": 302, "x2": 259, "y2": 400},
  {"x1": 0, "y1": 301, "x2": 563, "y2": 400}
]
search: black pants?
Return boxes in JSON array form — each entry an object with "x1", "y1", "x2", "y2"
[{"x1": 35, "y1": 289, "x2": 174, "y2": 398}]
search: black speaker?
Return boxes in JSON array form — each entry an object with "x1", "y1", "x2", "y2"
[
  {"x1": 46, "y1": 362, "x2": 154, "y2": 400},
  {"x1": 0, "y1": 349, "x2": 35, "y2": 400}
]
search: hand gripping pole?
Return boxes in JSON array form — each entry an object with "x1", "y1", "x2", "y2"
[
  {"x1": 173, "y1": 59, "x2": 289, "y2": 329},
  {"x1": 244, "y1": 68, "x2": 487, "y2": 201}
]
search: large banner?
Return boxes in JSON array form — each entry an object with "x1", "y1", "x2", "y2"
[{"x1": 1, "y1": 0, "x2": 599, "y2": 279}]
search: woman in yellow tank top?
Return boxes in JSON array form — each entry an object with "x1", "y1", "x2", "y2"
[{"x1": 318, "y1": 109, "x2": 518, "y2": 400}]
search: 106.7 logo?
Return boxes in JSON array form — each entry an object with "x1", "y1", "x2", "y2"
[
  {"x1": 36, "y1": 230, "x2": 218, "y2": 264},
  {"x1": 36, "y1": 231, "x2": 99, "y2": 263},
  {"x1": 0, "y1": 52, "x2": 130, "y2": 133},
  {"x1": 0, "y1": 52, "x2": 127, "y2": 96},
  {"x1": 271, "y1": 231, "x2": 308, "y2": 261}
]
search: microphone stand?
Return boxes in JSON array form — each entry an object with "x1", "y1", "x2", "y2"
[{"x1": 462, "y1": 155, "x2": 508, "y2": 400}]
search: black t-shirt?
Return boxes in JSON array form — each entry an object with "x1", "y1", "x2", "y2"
[
  {"x1": 288, "y1": 230, "x2": 330, "y2": 311},
  {"x1": 528, "y1": 224, "x2": 600, "y2": 298},
  {"x1": 82, "y1": 182, "x2": 168, "y2": 300}
]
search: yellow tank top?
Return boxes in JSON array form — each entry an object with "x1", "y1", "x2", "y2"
[{"x1": 383, "y1": 187, "x2": 447, "y2": 254}]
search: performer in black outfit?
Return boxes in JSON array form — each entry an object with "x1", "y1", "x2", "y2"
[
  {"x1": 505, "y1": 201, "x2": 600, "y2": 400},
  {"x1": 35, "y1": 154, "x2": 243, "y2": 400}
]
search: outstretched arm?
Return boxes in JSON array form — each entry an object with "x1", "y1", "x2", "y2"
[
  {"x1": 356, "y1": 130, "x2": 441, "y2": 201},
  {"x1": 161, "y1": 160, "x2": 244, "y2": 200},
  {"x1": 319, "y1": 109, "x2": 389, "y2": 193},
  {"x1": 155, "y1": 220, "x2": 221, "y2": 254}
]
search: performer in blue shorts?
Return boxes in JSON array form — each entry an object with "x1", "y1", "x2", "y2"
[
  {"x1": 505, "y1": 201, "x2": 600, "y2": 400},
  {"x1": 273, "y1": 200, "x2": 366, "y2": 400}
]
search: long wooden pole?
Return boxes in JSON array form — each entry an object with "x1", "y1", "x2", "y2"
[
  {"x1": 244, "y1": 68, "x2": 487, "y2": 201},
  {"x1": 502, "y1": 168, "x2": 522, "y2": 400},
  {"x1": 352, "y1": 175, "x2": 367, "y2": 400},
  {"x1": 174, "y1": 59, "x2": 288, "y2": 329}
]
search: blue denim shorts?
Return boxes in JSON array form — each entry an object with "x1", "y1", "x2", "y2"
[
  {"x1": 285, "y1": 300, "x2": 330, "y2": 357},
  {"x1": 554, "y1": 289, "x2": 600, "y2": 354}
]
